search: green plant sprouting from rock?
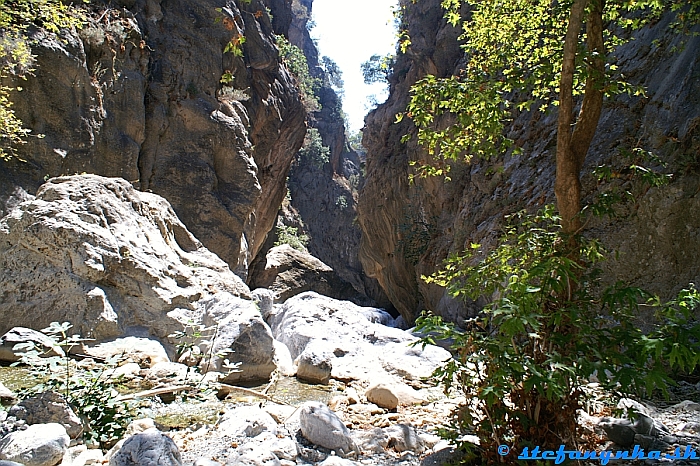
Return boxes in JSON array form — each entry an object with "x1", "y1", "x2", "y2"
[
  {"x1": 274, "y1": 224, "x2": 309, "y2": 252},
  {"x1": 0, "y1": 0, "x2": 85, "y2": 158},
  {"x1": 276, "y1": 35, "x2": 321, "y2": 112},
  {"x1": 12, "y1": 322, "x2": 134, "y2": 449},
  {"x1": 297, "y1": 127, "x2": 329, "y2": 169}
]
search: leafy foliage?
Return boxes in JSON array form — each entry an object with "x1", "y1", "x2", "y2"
[
  {"x1": 402, "y1": 0, "x2": 700, "y2": 175},
  {"x1": 321, "y1": 56, "x2": 343, "y2": 93},
  {"x1": 361, "y1": 53, "x2": 394, "y2": 85},
  {"x1": 276, "y1": 35, "x2": 321, "y2": 112},
  {"x1": 0, "y1": 0, "x2": 85, "y2": 158},
  {"x1": 12, "y1": 322, "x2": 134, "y2": 449},
  {"x1": 274, "y1": 224, "x2": 309, "y2": 252},
  {"x1": 417, "y1": 207, "x2": 700, "y2": 462},
  {"x1": 297, "y1": 127, "x2": 329, "y2": 169}
]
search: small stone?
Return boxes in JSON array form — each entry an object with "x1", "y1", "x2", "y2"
[
  {"x1": 145, "y1": 362, "x2": 191, "y2": 383},
  {"x1": 681, "y1": 422, "x2": 700, "y2": 433},
  {"x1": 216, "y1": 405, "x2": 278, "y2": 438},
  {"x1": 59, "y1": 444, "x2": 104, "y2": 466},
  {"x1": 83, "y1": 337, "x2": 170, "y2": 369},
  {"x1": 670, "y1": 400, "x2": 700, "y2": 412},
  {"x1": 344, "y1": 387, "x2": 359, "y2": 405},
  {"x1": 9, "y1": 392, "x2": 83, "y2": 439},
  {"x1": 296, "y1": 345, "x2": 332, "y2": 385},
  {"x1": 599, "y1": 412, "x2": 667, "y2": 448},
  {"x1": 365, "y1": 384, "x2": 398, "y2": 410},
  {"x1": 299, "y1": 402, "x2": 359, "y2": 457},
  {"x1": 0, "y1": 383, "x2": 16, "y2": 407}
]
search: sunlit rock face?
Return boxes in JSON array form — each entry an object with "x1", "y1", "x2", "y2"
[
  {"x1": 0, "y1": 0, "x2": 307, "y2": 279},
  {"x1": 359, "y1": 0, "x2": 700, "y2": 324},
  {"x1": 0, "y1": 175, "x2": 280, "y2": 382}
]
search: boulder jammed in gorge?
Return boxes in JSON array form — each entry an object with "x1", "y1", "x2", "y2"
[
  {"x1": 0, "y1": 175, "x2": 276, "y2": 382},
  {"x1": 358, "y1": 0, "x2": 700, "y2": 324},
  {"x1": 0, "y1": 0, "x2": 306, "y2": 278},
  {"x1": 249, "y1": 244, "x2": 360, "y2": 303}
]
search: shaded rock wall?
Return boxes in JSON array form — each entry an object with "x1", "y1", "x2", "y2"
[
  {"x1": 358, "y1": 0, "x2": 700, "y2": 324},
  {"x1": 0, "y1": 0, "x2": 307, "y2": 279}
]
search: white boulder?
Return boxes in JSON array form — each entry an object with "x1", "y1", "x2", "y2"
[
  {"x1": 298, "y1": 402, "x2": 359, "y2": 457},
  {"x1": 0, "y1": 423, "x2": 70, "y2": 466}
]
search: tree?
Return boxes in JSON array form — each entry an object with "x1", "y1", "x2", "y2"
[
  {"x1": 0, "y1": 0, "x2": 84, "y2": 158},
  {"x1": 361, "y1": 53, "x2": 393, "y2": 85},
  {"x1": 405, "y1": 0, "x2": 699, "y2": 236},
  {"x1": 321, "y1": 56, "x2": 344, "y2": 94}
]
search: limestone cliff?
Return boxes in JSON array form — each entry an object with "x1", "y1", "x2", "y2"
[
  {"x1": 358, "y1": 0, "x2": 700, "y2": 324},
  {"x1": 0, "y1": 0, "x2": 307, "y2": 279}
]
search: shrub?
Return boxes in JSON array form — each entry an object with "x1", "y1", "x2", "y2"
[
  {"x1": 12, "y1": 322, "x2": 134, "y2": 448},
  {"x1": 416, "y1": 206, "x2": 700, "y2": 463},
  {"x1": 297, "y1": 128, "x2": 329, "y2": 169},
  {"x1": 0, "y1": 0, "x2": 85, "y2": 158},
  {"x1": 275, "y1": 35, "x2": 320, "y2": 112},
  {"x1": 274, "y1": 224, "x2": 309, "y2": 252}
]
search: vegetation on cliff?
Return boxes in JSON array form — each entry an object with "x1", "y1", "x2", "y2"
[{"x1": 0, "y1": 0, "x2": 84, "y2": 158}]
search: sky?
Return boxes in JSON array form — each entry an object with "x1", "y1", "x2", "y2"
[{"x1": 310, "y1": 0, "x2": 398, "y2": 134}]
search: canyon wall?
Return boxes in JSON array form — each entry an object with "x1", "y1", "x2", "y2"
[
  {"x1": 256, "y1": 0, "x2": 389, "y2": 306},
  {"x1": 0, "y1": 0, "x2": 307, "y2": 279},
  {"x1": 358, "y1": 0, "x2": 700, "y2": 324}
]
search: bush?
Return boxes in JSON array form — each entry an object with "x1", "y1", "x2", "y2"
[
  {"x1": 297, "y1": 128, "x2": 329, "y2": 169},
  {"x1": 417, "y1": 206, "x2": 700, "y2": 463},
  {"x1": 276, "y1": 35, "x2": 320, "y2": 112},
  {"x1": 0, "y1": 0, "x2": 85, "y2": 158},
  {"x1": 274, "y1": 224, "x2": 309, "y2": 252},
  {"x1": 12, "y1": 322, "x2": 134, "y2": 449}
]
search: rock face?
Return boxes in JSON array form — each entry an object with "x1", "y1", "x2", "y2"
[
  {"x1": 249, "y1": 244, "x2": 359, "y2": 302},
  {"x1": 0, "y1": 175, "x2": 275, "y2": 380},
  {"x1": 0, "y1": 0, "x2": 307, "y2": 279},
  {"x1": 358, "y1": 1, "x2": 700, "y2": 324}
]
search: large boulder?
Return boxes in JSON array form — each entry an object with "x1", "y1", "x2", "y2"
[
  {"x1": 0, "y1": 176, "x2": 276, "y2": 380},
  {"x1": 299, "y1": 402, "x2": 359, "y2": 457},
  {"x1": 0, "y1": 423, "x2": 70, "y2": 466},
  {"x1": 266, "y1": 292, "x2": 449, "y2": 385},
  {"x1": 198, "y1": 293, "x2": 276, "y2": 383},
  {"x1": 0, "y1": 328, "x2": 60, "y2": 363},
  {"x1": 248, "y1": 245, "x2": 359, "y2": 302}
]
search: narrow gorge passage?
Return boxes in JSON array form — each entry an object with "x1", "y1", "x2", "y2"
[{"x1": 0, "y1": 0, "x2": 699, "y2": 465}]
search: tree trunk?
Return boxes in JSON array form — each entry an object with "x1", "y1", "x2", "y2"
[{"x1": 555, "y1": 0, "x2": 605, "y2": 236}]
